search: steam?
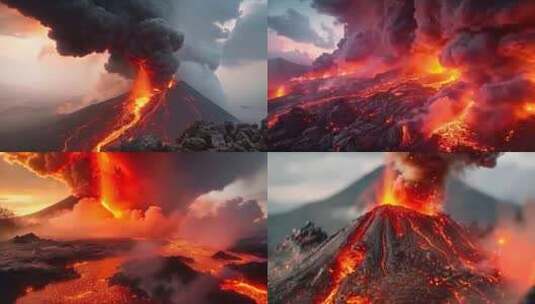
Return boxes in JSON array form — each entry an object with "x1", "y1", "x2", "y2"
[
  {"x1": 483, "y1": 202, "x2": 535, "y2": 299},
  {"x1": 181, "y1": 197, "x2": 265, "y2": 249},
  {"x1": 32, "y1": 198, "x2": 181, "y2": 240},
  {"x1": 1, "y1": 0, "x2": 184, "y2": 85}
]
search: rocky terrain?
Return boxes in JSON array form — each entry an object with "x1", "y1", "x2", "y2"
[
  {"x1": 0, "y1": 233, "x2": 134, "y2": 304},
  {"x1": 114, "y1": 121, "x2": 266, "y2": 152}
]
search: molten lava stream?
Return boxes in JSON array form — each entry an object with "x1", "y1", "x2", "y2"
[
  {"x1": 16, "y1": 257, "x2": 149, "y2": 304},
  {"x1": 220, "y1": 280, "x2": 267, "y2": 304},
  {"x1": 316, "y1": 214, "x2": 375, "y2": 304},
  {"x1": 94, "y1": 65, "x2": 173, "y2": 151}
]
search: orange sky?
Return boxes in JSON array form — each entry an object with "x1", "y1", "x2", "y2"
[{"x1": 0, "y1": 157, "x2": 69, "y2": 216}]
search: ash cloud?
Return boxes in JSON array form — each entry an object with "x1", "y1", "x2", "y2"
[
  {"x1": 268, "y1": 8, "x2": 335, "y2": 49},
  {"x1": 2, "y1": 152, "x2": 266, "y2": 214},
  {"x1": 1, "y1": 0, "x2": 184, "y2": 85},
  {"x1": 387, "y1": 152, "x2": 501, "y2": 210}
]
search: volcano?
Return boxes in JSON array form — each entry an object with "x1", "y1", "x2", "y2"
[
  {"x1": 270, "y1": 205, "x2": 503, "y2": 304},
  {"x1": 0, "y1": 81, "x2": 237, "y2": 151}
]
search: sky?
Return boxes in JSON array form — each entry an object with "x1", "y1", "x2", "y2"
[
  {"x1": 268, "y1": 0, "x2": 343, "y2": 65},
  {"x1": 0, "y1": 0, "x2": 266, "y2": 123},
  {"x1": 269, "y1": 153, "x2": 535, "y2": 214}
]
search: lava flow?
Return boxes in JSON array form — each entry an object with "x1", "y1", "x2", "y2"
[
  {"x1": 293, "y1": 154, "x2": 503, "y2": 304},
  {"x1": 94, "y1": 64, "x2": 175, "y2": 152},
  {"x1": 220, "y1": 280, "x2": 268, "y2": 304},
  {"x1": 268, "y1": 1, "x2": 535, "y2": 152}
]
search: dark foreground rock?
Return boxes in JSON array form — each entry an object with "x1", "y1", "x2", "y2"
[
  {"x1": 0, "y1": 234, "x2": 133, "y2": 304},
  {"x1": 523, "y1": 286, "x2": 535, "y2": 304},
  {"x1": 110, "y1": 256, "x2": 256, "y2": 304},
  {"x1": 114, "y1": 121, "x2": 267, "y2": 152}
]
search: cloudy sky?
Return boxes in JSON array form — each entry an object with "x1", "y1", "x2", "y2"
[
  {"x1": 268, "y1": 0, "x2": 343, "y2": 65},
  {"x1": 269, "y1": 153, "x2": 535, "y2": 214},
  {"x1": 0, "y1": 0, "x2": 266, "y2": 123}
]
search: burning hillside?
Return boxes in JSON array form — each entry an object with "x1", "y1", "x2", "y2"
[
  {"x1": 270, "y1": 153, "x2": 509, "y2": 303},
  {"x1": 268, "y1": 0, "x2": 535, "y2": 152},
  {"x1": 0, "y1": 152, "x2": 267, "y2": 304}
]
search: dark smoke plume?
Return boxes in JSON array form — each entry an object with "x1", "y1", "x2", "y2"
[
  {"x1": 1, "y1": 0, "x2": 184, "y2": 85},
  {"x1": 388, "y1": 152, "x2": 501, "y2": 206}
]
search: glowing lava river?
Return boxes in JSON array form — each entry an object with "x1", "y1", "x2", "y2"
[
  {"x1": 16, "y1": 257, "x2": 149, "y2": 304},
  {"x1": 16, "y1": 239, "x2": 267, "y2": 304}
]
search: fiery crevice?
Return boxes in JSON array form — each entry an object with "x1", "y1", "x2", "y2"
[
  {"x1": 220, "y1": 279, "x2": 268, "y2": 304},
  {"x1": 94, "y1": 64, "x2": 175, "y2": 151}
]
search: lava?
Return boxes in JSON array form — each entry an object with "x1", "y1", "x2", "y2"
[
  {"x1": 375, "y1": 165, "x2": 441, "y2": 216},
  {"x1": 16, "y1": 257, "x2": 147, "y2": 304},
  {"x1": 94, "y1": 153, "x2": 139, "y2": 218},
  {"x1": 220, "y1": 280, "x2": 268, "y2": 304},
  {"x1": 94, "y1": 64, "x2": 175, "y2": 151}
]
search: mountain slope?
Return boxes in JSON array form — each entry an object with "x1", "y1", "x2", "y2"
[
  {"x1": 268, "y1": 166, "x2": 518, "y2": 248},
  {"x1": 268, "y1": 58, "x2": 309, "y2": 87},
  {"x1": 0, "y1": 81, "x2": 238, "y2": 151},
  {"x1": 271, "y1": 205, "x2": 503, "y2": 304}
]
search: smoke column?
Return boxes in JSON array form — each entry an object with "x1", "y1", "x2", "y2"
[{"x1": 1, "y1": 0, "x2": 184, "y2": 85}]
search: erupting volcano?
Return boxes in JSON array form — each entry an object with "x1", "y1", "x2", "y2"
[
  {"x1": 270, "y1": 153, "x2": 505, "y2": 303},
  {"x1": 93, "y1": 64, "x2": 175, "y2": 152},
  {"x1": 268, "y1": 0, "x2": 535, "y2": 152}
]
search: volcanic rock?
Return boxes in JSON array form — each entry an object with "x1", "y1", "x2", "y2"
[
  {"x1": 11, "y1": 233, "x2": 41, "y2": 244},
  {"x1": 270, "y1": 205, "x2": 504, "y2": 304},
  {"x1": 110, "y1": 256, "x2": 256, "y2": 304},
  {"x1": 522, "y1": 286, "x2": 535, "y2": 304},
  {"x1": 0, "y1": 236, "x2": 134, "y2": 304},
  {"x1": 114, "y1": 121, "x2": 266, "y2": 152},
  {"x1": 212, "y1": 251, "x2": 242, "y2": 261}
]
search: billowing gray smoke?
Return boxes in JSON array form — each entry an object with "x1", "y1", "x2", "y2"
[{"x1": 1, "y1": 0, "x2": 184, "y2": 85}]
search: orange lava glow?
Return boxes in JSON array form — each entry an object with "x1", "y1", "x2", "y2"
[
  {"x1": 376, "y1": 166, "x2": 441, "y2": 216},
  {"x1": 409, "y1": 51, "x2": 462, "y2": 89},
  {"x1": 345, "y1": 296, "x2": 370, "y2": 304},
  {"x1": 220, "y1": 280, "x2": 268, "y2": 304},
  {"x1": 94, "y1": 153, "x2": 143, "y2": 218},
  {"x1": 315, "y1": 218, "x2": 370, "y2": 304},
  {"x1": 16, "y1": 257, "x2": 148, "y2": 304},
  {"x1": 94, "y1": 64, "x2": 174, "y2": 151},
  {"x1": 270, "y1": 85, "x2": 287, "y2": 99}
]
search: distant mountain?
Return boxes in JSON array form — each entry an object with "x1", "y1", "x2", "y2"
[
  {"x1": 0, "y1": 81, "x2": 238, "y2": 151},
  {"x1": 268, "y1": 166, "x2": 520, "y2": 248},
  {"x1": 268, "y1": 58, "x2": 309, "y2": 87},
  {"x1": 24, "y1": 196, "x2": 79, "y2": 220}
]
